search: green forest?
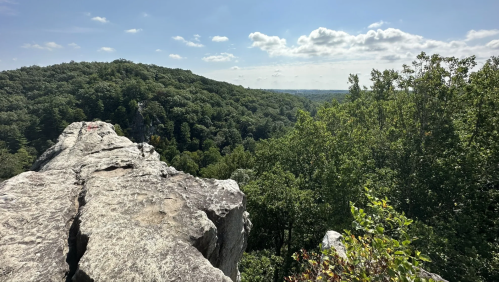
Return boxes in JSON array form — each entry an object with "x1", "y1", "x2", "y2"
[{"x1": 1, "y1": 53, "x2": 498, "y2": 281}]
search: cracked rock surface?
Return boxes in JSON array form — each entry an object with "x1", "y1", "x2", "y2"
[{"x1": 0, "y1": 121, "x2": 251, "y2": 282}]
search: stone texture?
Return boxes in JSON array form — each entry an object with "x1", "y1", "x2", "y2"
[
  {"x1": 417, "y1": 268, "x2": 449, "y2": 282},
  {"x1": 0, "y1": 121, "x2": 251, "y2": 282},
  {"x1": 321, "y1": 230, "x2": 347, "y2": 259}
]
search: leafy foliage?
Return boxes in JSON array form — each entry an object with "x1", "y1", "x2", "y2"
[{"x1": 286, "y1": 190, "x2": 434, "y2": 282}]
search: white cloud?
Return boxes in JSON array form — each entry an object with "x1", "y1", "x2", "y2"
[
  {"x1": 98, "y1": 47, "x2": 115, "y2": 52},
  {"x1": 368, "y1": 21, "x2": 387, "y2": 29},
  {"x1": 22, "y1": 42, "x2": 63, "y2": 51},
  {"x1": 202, "y1": 53, "x2": 236, "y2": 62},
  {"x1": 68, "y1": 43, "x2": 80, "y2": 49},
  {"x1": 248, "y1": 32, "x2": 287, "y2": 56},
  {"x1": 194, "y1": 34, "x2": 201, "y2": 42},
  {"x1": 155, "y1": 49, "x2": 162, "y2": 52},
  {"x1": 486, "y1": 39, "x2": 499, "y2": 49},
  {"x1": 91, "y1": 16, "x2": 108, "y2": 23},
  {"x1": 231, "y1": 66, "x2": 240, "y2": 70},
  {"x1": 212, "y1": 36, "x2": 229, "y2": 42},
  {"x1": 125, "y1": 28, "x2": 142, "y2": 33},
  {"x1": 142, "y1": 12, "x2": 149, "y2": 17},
  {"x1": 466, "y1": 29, "x2": 499, "y2": 41},
  {"x1": 12, "y1": 58, "x2": 17, "y2": 61},
  {"x1": 84, "y1": 12, "x2": 91, "y2": 16},
  {"x1": 45, "y1": 42, "x2": 62, "y2": 49},
  {"x1": 169, "y1": 54, "x2": 183, "y2": 59},
  {"x1": 249, "y1": 27, "x2": 499, "y2": 61},
  {"x1": 172, "y1": 36, "x2": 204, "y2": 47}
]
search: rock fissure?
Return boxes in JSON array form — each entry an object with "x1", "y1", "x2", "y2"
[{"x1": 65, "y1": 187, "x2": 90, "y2": 282}]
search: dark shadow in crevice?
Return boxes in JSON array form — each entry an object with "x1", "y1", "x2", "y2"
[{"x1": 65, "y1": 189, "x2": 92, "y2": 282}]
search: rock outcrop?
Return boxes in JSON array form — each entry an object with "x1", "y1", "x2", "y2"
[{"x1": 0, "y1": 121, "x2": 251, "y2": 282}]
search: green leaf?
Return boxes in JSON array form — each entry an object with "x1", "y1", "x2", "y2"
[{"x1": 418, "y1": 254, "x2": 432, "y2": 262}]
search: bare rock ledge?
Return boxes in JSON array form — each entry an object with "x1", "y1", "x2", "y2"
[{"x1": 0, "y1": 121, "x2": 251, "y2": 282}]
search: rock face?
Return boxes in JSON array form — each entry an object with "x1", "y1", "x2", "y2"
[{"x1": 0, "y1": 121, "x2": 251, "y2": 282}]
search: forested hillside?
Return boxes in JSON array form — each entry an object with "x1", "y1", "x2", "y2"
[{"x1": 0, "y1": 59, "x2": 313, "y2": 179}]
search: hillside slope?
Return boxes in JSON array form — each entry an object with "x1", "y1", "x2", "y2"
[{"x1": 0, "y1": 59, "x2": 313, "y2": 179}]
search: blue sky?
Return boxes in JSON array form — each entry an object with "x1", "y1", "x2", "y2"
[{"x1": 1, "y1": 0, "x2": 498, "y2": 89}]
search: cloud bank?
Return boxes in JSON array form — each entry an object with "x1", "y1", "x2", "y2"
[{"x1": 249, "y1": 27, "x2": 499, "y2": 61}]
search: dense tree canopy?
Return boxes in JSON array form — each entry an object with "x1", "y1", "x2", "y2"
[
  {"x1": 236, "y1": 53, "x2": 498, "y2": 282},
  {"x1": 0, "y1": 59, "x2": 313, "y2": 179}
]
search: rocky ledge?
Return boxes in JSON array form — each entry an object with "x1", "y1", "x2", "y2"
[{"x1": 0, "y1": 121, "x2": 251, "y2": 282}]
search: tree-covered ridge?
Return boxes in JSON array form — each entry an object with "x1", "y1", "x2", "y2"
[
  {"x1": 268, "y1": 89, "x2": 349, "y2": 104},
  {"x1": 0, "y1": 59, "x2": 313, "y2": 179}
]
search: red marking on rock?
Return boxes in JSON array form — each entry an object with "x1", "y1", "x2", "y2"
[{"x1": 87, "y1": 123, "x2": 99, "y2": 131}]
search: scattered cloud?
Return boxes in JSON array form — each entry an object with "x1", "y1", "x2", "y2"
[
  {"x1": 91, "y1": 16, "x2": 108, "y2": 23},
  {"x1": 84, "y1": 12, "x2": 91, "y2": 16},
  {"x1": 194, "y1": 34, "x2": 201, "y2": 42},
  {"x1": 45, "y1": 42, "x2": 62, "y2": 49},
  {"x1": 155, "y1": 49, "x2": 162, "y2": 52},
  {"x1": 248, "y1": 32, "x2": 287, "y2": 54},
  {"x1": 142, "y1": 12, "x2": 149, "y2": 17},
  {"x1": 169, "y1": 54, "x2": 183, "y2": 59},
  {"x1": 68, "y1": 43, "x2": 80, "y2": 49},
  {"x1": 231, "y1": 66, "x2": 240, "y2": 70},
  {"x1": 368, "y1": 20, "x2": 387, "y2": 29},
  {"x1": 486, "y1": 39, "x2": 499, "y2": 49},
  {"x1": 12, "y1": 58, "x2": 17, "y2": 61},
  {"x1": 466, "y1": 29, "x2": 499, "y2": 41},
  {"x1": 125, "y1": 28, "x2": 142, "y2": 34},
  {"x1": 98, "y1": 47, "x2": 115, "y2": 52},
  {"x1": 202, "y1": 53, "x2": 236, "y2": 62},
  {"x1": 249, "y1": 27, "x2": 499, "y2": 61},
  {"x1": 212, "y1": 36, "x2": 229, "y2": 42},
  {"x1": 22, "y1": 42, "x2": 63, "y2": 51},
  {"x1": 172, "y1": 36, "x2": 204, "y2": 47}
]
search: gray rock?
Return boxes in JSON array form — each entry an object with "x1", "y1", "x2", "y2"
[
  {"x1": 321, "y1": 230, "x2": 347, "y2": 259},
  {"x1": 417, "y1": 268, "x2": 449, "y2": 282},
  {"x1": 0, "y1": 121, "x2": 251, "y2": 282}
]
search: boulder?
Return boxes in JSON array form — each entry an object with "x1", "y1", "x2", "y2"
[
  {"x1": 0, "y1": 121, "x2": 251, "y2": 282},
  {"x1": 321, "y1": 230, "x2": 347, "y2": 259}
]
